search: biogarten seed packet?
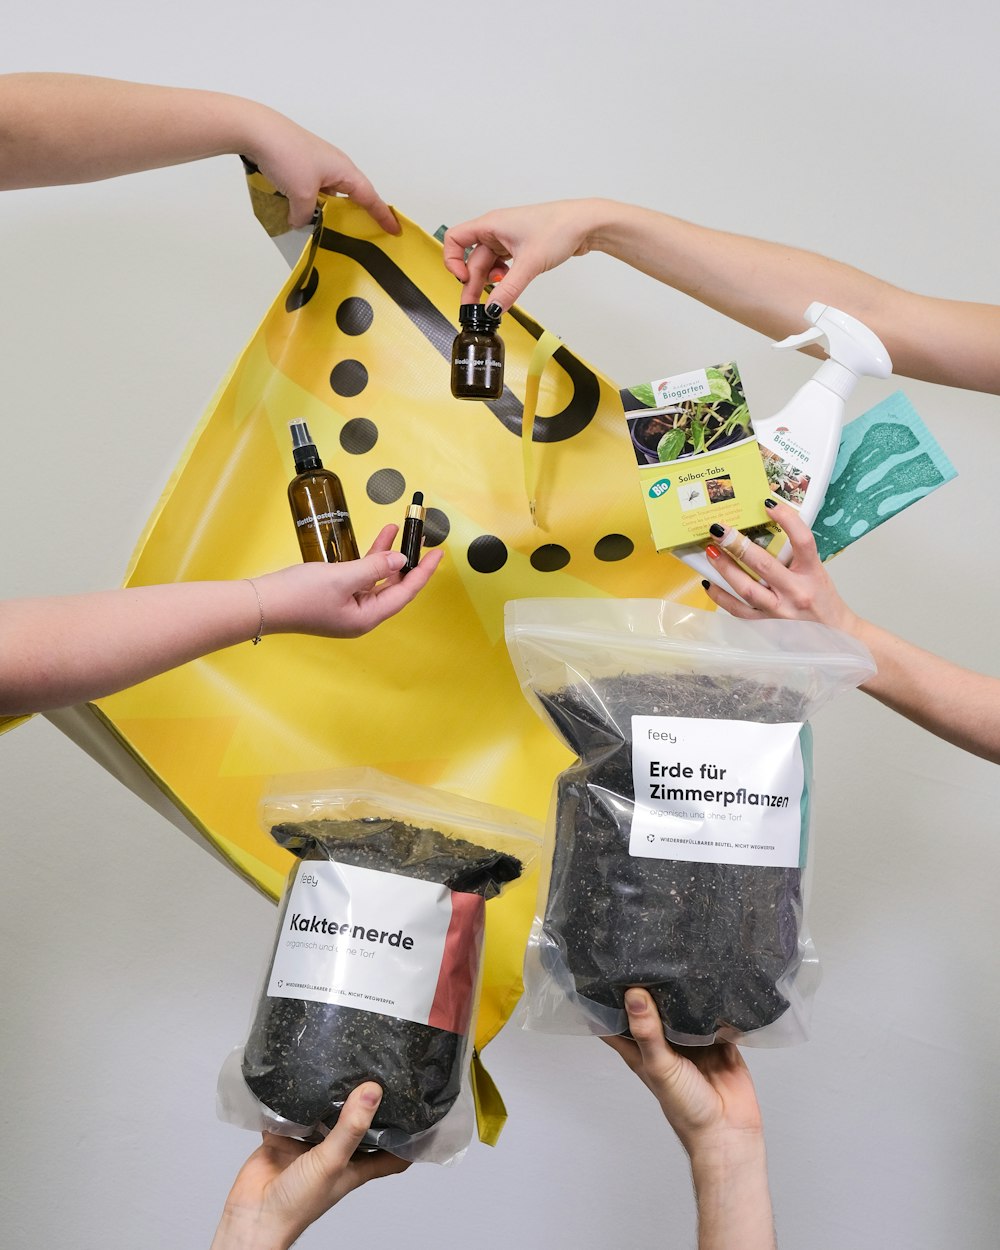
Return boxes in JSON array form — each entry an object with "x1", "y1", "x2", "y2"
[{"x1": 621, "y1": 362, "x2": 773, "y2": 549}]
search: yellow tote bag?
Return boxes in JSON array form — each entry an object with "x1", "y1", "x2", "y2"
[{"x1": 23, "y1": 188, "x2": 698, "y2": 1139}]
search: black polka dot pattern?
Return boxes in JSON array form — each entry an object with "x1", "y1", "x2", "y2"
[
  {"x1": 310, "y1": 248, "x2": 640, "y2": 576},
  {"x1": 422, "y1": 508, "x2": 450, "y2": 547},
  {"x1": 329, "y1": 360, "x2": 369, "y2": 397},
  {"x1": 594, "y1": 534, "x2": 635, "y2": 562},
  {"x1": 467, "y1": 535, "x2": 508, "y2": 574},
  {"x1": 365, "y1": 468, "x2": 406, "y2": 504},
  {"x1": 336, "y1": 297, "x2": 374, "y2": 336},
  {"x1": 339, "y1": 418, "x2": 379, "y2": 454},
  {"x1": 530, "y1": 544, "x2": 571, "y2": 572}
]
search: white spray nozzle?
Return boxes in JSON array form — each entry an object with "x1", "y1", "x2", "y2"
[
  {"x1": 773, "y1": 301, "x2": 892, "y2": 392},
  {"x1": 772, "y1": 324, "x2": 825, "y2": 352}
]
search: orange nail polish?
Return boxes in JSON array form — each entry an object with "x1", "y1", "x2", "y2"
[{"x1": 706, "y1": 544, "x2": 721, "y2": 560}]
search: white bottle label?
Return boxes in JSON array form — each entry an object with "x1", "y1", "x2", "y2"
[
  {"x1": 267, "y1": 861, "x2": 484, "y2": 1034},
  {"x1": 629, "y1": 716, "x2": 805, "y2": 868},
  {"x1": 459, "y1": 348, "x2": 502, "y2": 377},
  {"x1": 296, "y1": 511, "x2": 350, "y2": 527}
]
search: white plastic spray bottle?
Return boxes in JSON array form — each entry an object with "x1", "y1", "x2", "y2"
[{"x1": 680, "y1": 302, "x2": 892, "y2": 591}]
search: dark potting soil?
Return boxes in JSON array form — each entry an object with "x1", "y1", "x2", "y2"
[
  {"x1": 242, "y1": 817, "x2": 522, "y2": 1141},
  {"x1": 538, "y1": 671, "x2": 807, "y2": 1039}
]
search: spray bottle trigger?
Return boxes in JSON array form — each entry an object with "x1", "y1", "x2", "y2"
[{"x1": 772, "y1": 325, "x2": 826, "y2": 352}]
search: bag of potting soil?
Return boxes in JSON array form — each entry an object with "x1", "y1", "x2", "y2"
[
  {"x1": 505, "y1": 599, "x2": 874, "y2": 1046},
  {"x1": 217, "y1": 769, "x2": 539, "y2": 1163}
]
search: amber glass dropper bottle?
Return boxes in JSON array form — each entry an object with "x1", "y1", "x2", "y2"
[{"x1": 287, "y1": 419, "x2": 360, "y2": 563}]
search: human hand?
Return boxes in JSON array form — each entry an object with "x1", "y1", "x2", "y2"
[
  {"x1": 603, "y1": 990, "x2": 775, "y2": 1249},
  {"x1": 211, "y1": 1082, "x2": 409, "y2": 1250},
  {"x1": 702, "y1": 498, "x2": 861, "y2": 635},
  {"x1": 602, "y1": 989, "x2": 764, "y2": 1160},
  {"x1": 242, "y1": 105, "x2": 399, "y2": 233},
  {"x1": 256, "y1": 524, "x2": 443, "y2": 639},
  {"x1": 442, "y1": 198, "x2": 607, "y2": 311}
]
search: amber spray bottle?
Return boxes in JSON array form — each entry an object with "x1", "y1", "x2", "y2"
[
  {"x1": 287, "y1": 419, "x2": 360, "y2": 562},
  {"x1": 450, "y1": 303, "x2": 504, "y2": 399}
]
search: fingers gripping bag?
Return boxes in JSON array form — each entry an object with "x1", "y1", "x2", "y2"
[
  {"x1": 218, "y1": 770, "x2": 539, "y2": 1163},
  {"x1": 505, "y1": 600, "x2": 875, "y2": 1046}
]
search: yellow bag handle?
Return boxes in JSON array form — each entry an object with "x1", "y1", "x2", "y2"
[{"x1": 520, "y1": 328, "x2": 564, "y2": 528}]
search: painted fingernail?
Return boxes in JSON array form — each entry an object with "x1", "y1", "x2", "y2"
[
  {"x1": 709, "y1": 522, "x2": 726, "y2": 538},
  {"x1": 705, "y1": 544, "x2": 721, "y2": 561},
  {"x1": 764, "y1": 497, "x2": 777, "y2": 509},
  {"x1": 700, "y1": 579, "x2": 711, "y2": 591},
  {"x1": 360, "y1": 1085, "x2": 383, "y2": 1108},
  {"x1": 485, "y1": 302, "x2": 503, "y2": 318}
]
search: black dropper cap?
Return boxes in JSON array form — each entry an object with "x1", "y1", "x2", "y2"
[
  {"x1": 458, "y1": 303, "x2": 501, "y2": 332},
  {"x1": 289, "y1": 419, "x2": 323, "y2": 472}
]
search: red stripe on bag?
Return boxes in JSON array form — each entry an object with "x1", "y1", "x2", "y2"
[{"x1": 427, "y1": 891, "x2": 485, "y2": 1034}]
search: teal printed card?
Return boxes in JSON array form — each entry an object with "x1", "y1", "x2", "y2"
[{"x1": 813, "y1": 391, "x2": 957, "y2": 561}]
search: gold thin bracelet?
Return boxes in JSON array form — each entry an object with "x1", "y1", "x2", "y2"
[{"x1": 245, "y1": 578, "x2": 264, "y2": 645}]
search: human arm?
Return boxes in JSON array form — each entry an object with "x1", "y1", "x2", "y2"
[
  {"x1": 0, "y1": 72, "x2": 398, "y2": 231},
  {"x1": 702, "y1": 499, "x2": 1000, "y2": 764},
  {"x1": 442, "y1": 198, "x2": 1000, "y2": 394},
  {"x1": 0, "y1": 525, "x2": 443, "y2": 716},
  {"x1": 211, "y1": 1082, "x2": 409, "y2": 1250},
  {"x1": 602, "y1": 989, "x2": 776, "y2": 1250}
]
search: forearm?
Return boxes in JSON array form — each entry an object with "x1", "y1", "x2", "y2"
[
  {"x1": 0, "y1": 73, "x2": 273, "y2": 189},
  {"x1": 853, "y1": 618, "x2": 1000, "y2": 763},
  {"x1": 0, "y1": 580, "x2": 260, "y2": 714},
  {"x1": 584, "y1": 199, "x2": 1000, "y2": 394},
  {"x1": 690, "y1": 1136, "x2": 776, "y2": 1250}
]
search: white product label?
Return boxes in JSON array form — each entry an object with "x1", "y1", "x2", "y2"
[
  {"x1": 758, "y1": 428, "x2": 815, "y2": 508},
  {"x1": 653, "y1": 367, "x2": 711, "y2": 406},
  {"x1": 267, "y1": 861, "x2": 482, "y2": 1032},
  {"x1": 763, "y1": 425, "x2": 812, "y2": 468},
  {"x1": 630, "y1": 716, "x2": 805, "y2": 868}
]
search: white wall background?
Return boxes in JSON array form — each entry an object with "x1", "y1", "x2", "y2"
[{"x1": 2, "y1": 2, "x2": 999, "y2": 1247}]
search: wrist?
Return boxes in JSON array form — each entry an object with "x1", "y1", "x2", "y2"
[
  {"x1": 825, "y1": 602, "x2": 866, "y2": 639},
  {"x1": 583, "y1": 197, "x2": 633, "y2": 256},
  {"x1": 835, "y1": 607, "x2": 877, "y2": 651},
  {"x1": 149, "y1": 86, "x2": 268, "y2": 164},
  {"x1": 687, "y1": 1126, "x2": 768, "y2": 1182},
  {"x1": 211, "y1": 1207, "x2": 293, "y2": 1250},
  {"x1": 849, "y1": 615, "x2": 896, "y2": 693},
  {"x1": 589, "y1": 199, "x2": 679, "y2": 265},
  {"x1": 205, "y1": 91, "x2": 276, "y2": 166}
]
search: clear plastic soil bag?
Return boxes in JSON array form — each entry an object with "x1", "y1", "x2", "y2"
[
  {"x1": 505, "y1": 599, "x2": 875, "y2": 1046},
  {"x1": 218, "y1": 769, "x2": 539, "y2": 1163}
]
